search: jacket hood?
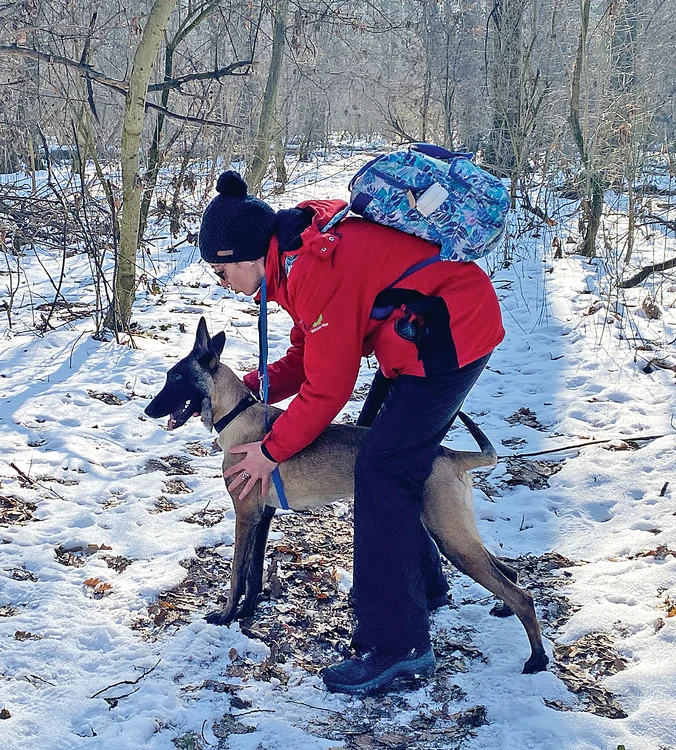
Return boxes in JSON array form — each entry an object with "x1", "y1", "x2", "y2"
[
  {"x1": 263, "y1": 199, "x2": 348, "y2": 306},
  {"x1": 296, "y1": 199, "x2": 348, "y2": 232}
]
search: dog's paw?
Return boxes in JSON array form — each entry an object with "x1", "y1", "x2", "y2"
[
  {"x1": 205, "y1": 610, "x2": 234, "y2": 627},
  {"x1": 237, "y1": 601, "x2": 257, "y2": 619},
  {"x1": 521, "y1": 652, "x2": 549, "y2": 674},
  {"x1": 489, "y1": 602, "x2": 514, "y2": 618}
]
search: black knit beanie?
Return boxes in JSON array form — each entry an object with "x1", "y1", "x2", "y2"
[{"x1": 198, "y1": 171, "x2": 276, "y2": 263}]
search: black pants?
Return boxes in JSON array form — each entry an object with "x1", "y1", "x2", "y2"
[{"x1": 351, "y1": 353, "x2": 491, "y2": 655}]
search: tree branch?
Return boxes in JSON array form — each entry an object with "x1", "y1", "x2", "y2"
[
  {"x1": 146, "y1": 60, "x2": 255, "y2": 92},
  {"x1": 144, "y1": 101, "x2": 239, "y2": 128},
  {"x1": 0, "y1": 44, "x2": 249, "y2": 126}
]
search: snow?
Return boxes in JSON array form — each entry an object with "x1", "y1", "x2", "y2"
[{"x1": 1, "y1": 156, "x2": 675, "y2": 749}]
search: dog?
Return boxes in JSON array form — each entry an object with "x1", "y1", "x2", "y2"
[{"x1": 144, "y1": 317, "x2": 548, "y2": 674}]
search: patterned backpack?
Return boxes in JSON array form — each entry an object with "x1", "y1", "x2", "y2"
[{"x1": 321, "y1": 143, "x2": 510, "y2": 262}]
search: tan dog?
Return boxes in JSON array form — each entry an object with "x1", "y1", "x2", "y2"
[{"x1": 145, "y1": 318, "x2": 548, "y2": 674}]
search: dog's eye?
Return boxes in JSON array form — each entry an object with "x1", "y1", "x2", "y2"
[{"x1": 171, "y1": 373, "x2": 182, "y2": 381}]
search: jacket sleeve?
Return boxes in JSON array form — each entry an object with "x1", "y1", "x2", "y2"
[
  {"x1": 261, "y1": 275, "x2": 370, "y2": 463},
  {"x1": 243, "y1": 322, "x2": 307, "y2": 403}
]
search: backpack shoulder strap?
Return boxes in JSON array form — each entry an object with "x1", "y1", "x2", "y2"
[
  {"x1": 371, "y1": 254, "x2": 443, "y2": 319},
  {"x1": 319, "y1": 204, "x2": 351, "y2": 234}
]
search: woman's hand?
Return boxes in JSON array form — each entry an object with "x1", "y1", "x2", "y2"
[{"x1": 223, "y1": 441, "x2": 277, "y2": 500}]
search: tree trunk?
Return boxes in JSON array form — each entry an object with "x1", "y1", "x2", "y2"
[
  {"x1": 245, "y1": 0, "x2": 289, "y2": 195},
  {"x1": 139, "y1": 0, "x2": 221, "y2": 239},
  {"x1": 569, "y1": 0, "x2": 590, "y2": 165},
  {"x1": 581, "y1": 174, "x2": 604, "y2": 258},
  {"x1": 105, "y1": 0, "x2": 178, "y2": 331},
  {"x1": 569, "y1": 0, "x2": 603, "y2": 258},
  {"x1": 486, "y1": 0, "x2": 524, "y2": 173}
]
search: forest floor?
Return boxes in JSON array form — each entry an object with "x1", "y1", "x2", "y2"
[{"x1": 1, "y1": 154, "x2": 675, "y2": 749}]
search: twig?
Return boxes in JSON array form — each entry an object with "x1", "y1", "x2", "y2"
[
  {"x1": 90, "y1": 658, "x2": 161, "y2": 699},
  {"x1": 27, "y1": 674, "x2": 55, "y2": 687},
  {"x1": 284, "y1": 699, "x2": 344, "y2": 716},
  {"x1": 9, "y1": 462, "x2": 67, "y2": 501},
  {"x1": 200, "y1": 719, "x2": 213, "y2": 747},
  {"x1": 499, "y1": 433, "x2": 670, "y2": 460}
]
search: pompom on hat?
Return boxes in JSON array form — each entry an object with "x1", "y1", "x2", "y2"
[{"x1": 198, "y1": 171, "x2": 276, "y2": 263}]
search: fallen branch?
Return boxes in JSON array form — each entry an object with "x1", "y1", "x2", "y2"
[
  {"x1": 520, "y1": 191, "x2": 556, "y2": 226},
  {"x1": 9, "y1": 462, "x2": 66, "y2": 502},
  {"x1": 144, "y1": 102, "x2": 238, "y2": 129},
  {"x1": 283, "y1": 699, "x2": 344, "y2": 715},
  {"x1": 643, "y1": 213, "x2": 676, "y2": 233},
  {"x1": 499, "y1": 433, "x2": 670, "y2": 460},
  {"x1": 90, "y1": 659, "x2": 161, "y2": 700},
  {"x1": 0, "y1": 45, "x2": 252, "y2": 92},
  {"x1": 619, "y1": 256, "x2": 676, "y2": 288}
]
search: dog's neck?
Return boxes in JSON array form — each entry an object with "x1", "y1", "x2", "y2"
[{"x1": 210, "y1": 364, "x2": 254, "y2": 425}]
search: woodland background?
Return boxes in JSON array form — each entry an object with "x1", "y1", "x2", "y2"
[{"x1": 1, "y1": 0, "x2": 675, "y2": 332}]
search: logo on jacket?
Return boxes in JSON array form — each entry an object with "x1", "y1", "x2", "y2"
[{"x1": 310, "y1": 314, "x2": 328, "y2": 333}]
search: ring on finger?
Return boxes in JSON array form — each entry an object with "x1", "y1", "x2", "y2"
[{"x1": 241, "y1": 471, "x2": 251, "y2": 481}]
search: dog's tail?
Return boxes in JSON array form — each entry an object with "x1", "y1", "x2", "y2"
[{"x1": 441, "y1": 412, "x2": 497, "y2": 471}]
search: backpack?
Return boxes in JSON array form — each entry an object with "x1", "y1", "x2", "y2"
[{"x1": 321, "y1": 143, "x2": 510, "y2": 262}]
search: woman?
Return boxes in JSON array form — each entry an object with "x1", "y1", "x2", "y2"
[{"x1": 198, "y1": 170, "x2": 504, "y2": 695}]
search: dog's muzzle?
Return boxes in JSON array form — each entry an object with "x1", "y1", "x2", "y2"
[{"x1": 144, "y1": 391, "x2": 202, "y2": 430}]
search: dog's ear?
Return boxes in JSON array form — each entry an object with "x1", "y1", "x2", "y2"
[
  {"x1": 194, "y1": 316, "x2": 211, "y2": 357},
  {"x1": 211, "y1": 331, "x2": 225, "y2": 358}
]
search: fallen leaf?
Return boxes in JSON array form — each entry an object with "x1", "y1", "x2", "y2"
[{"x1": 14, "y1": 631, "x2": 40, "y2": 641}]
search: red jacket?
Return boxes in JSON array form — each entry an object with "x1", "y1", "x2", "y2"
[{"x1": 243, "y1": 200, "x2": 504, "y2": 463}]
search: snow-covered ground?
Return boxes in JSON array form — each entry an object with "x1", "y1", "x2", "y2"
[{"x1": 1, "y1": 157, "x2": 675, "y2": 750}]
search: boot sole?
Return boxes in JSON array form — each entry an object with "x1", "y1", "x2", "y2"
[{"x1": 323, "y1": 650, "x2": 436, "y2": 696}]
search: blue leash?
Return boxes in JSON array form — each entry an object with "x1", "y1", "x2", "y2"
[{"x1": 259, "y1": 277, "x2": 290, "y2": 510}]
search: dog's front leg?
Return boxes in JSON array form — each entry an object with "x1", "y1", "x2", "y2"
[
  {"x1": 238, "y1": 504, "x2": 275, "y2": 618},
  {"x1": 206, "y1": 492, "x2": 264, "y2": 626}
]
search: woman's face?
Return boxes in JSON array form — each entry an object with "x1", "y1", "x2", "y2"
[{"x1": 210, "y1": 258, "x2": 266, "y2": 296}]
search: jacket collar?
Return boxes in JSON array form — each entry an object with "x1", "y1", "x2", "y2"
[{"x1": 262, "y1": 199, "x2": 348, "y2": 306}]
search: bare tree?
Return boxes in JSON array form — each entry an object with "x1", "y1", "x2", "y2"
[
  {"x1": 245, "y1": 0, "x2": 289, "y2": 195},
  {"x1": 105, "y1": 0, "x2": 180, "y2": 331}
]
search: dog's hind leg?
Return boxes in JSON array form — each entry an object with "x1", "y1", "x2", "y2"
[
  {"x1": 423, "y1": 485, "x2": 548, "y2": 673},
  {"x1": 206, "y1": 496, "x2": 264, "y2": 626},
  {"x1": 238, "y1": 504, "x2": 276, "y2": 618},
  {"x1": 488, "y1": 554, "x2": 518, "y2": 583},
  {"x1": 487, "y1": 553, "x2": 517, "y2": 618},
  {"x1": 434, "y1": 534, "x2": 548, "y2": 673}
]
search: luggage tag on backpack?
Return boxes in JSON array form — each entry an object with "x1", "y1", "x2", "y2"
[{"x1": 415, "y1": 182, "x2": 449, "y2": 217}]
